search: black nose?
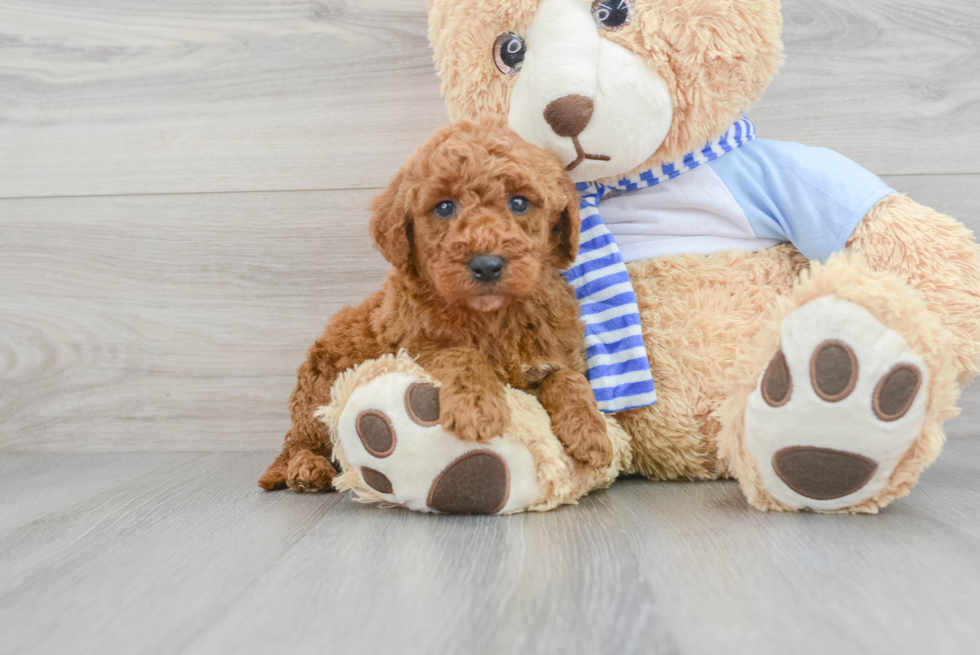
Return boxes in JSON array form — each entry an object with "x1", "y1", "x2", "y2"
[{"x1": 468, "y1": 255, "x2": 506, "y2": 282}]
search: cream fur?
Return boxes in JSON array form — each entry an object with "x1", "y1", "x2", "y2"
[
  {"x1": 506, "y1": 0, "x2": 674, "y2": 182},
  {"x1": 317, "y1": 351, "x2": 632, "y2": 513},
  {"x1": 428, "y1": 0, "x2": 783, "y2": 179},
  {"x1": 716, "y1": 253, "x2": 960, "y2": 513}
]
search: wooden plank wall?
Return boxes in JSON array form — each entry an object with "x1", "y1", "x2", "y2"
[{"x1": 1, "y1": 0, "x2": 978, "y2": 452}]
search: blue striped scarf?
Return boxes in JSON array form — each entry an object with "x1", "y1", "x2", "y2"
[{"x1": 566, "y1": 117, "x2": 757, "y2": 413}]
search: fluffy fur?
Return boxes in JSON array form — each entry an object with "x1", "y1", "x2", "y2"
[
  {"x1": 428, "y1": 0, "x2": 783, "y2": 180},
  {"x1": 716, "y1": 251, "x2": 961, "y2": 513},
  {"x1": 316, "y1": 351, "x2": 632, "y2": 512},
  {"x1": 428, "y1": 0, "x2": 980, "y2": 512},
  {"x1": 259, "y1": 118, "x2": 612, "y2": 492}
]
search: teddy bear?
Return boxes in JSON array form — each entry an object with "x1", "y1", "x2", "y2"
[
  {"x1": 420, "y1": 0, "x2": 980, "y2": 513},
  {"x1": 268, "y1": 0, "x2": 979, "y2": 515}
]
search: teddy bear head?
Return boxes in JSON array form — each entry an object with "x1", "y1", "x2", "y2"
[{"x1": 428, "y1": 0, "x2": 783, "y2": 184}]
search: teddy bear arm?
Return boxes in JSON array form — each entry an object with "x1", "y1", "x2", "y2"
[{"x1": 847, "y1": 193, "x2": 980, "y2": 385}]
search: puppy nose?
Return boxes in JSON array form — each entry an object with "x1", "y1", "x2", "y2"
[
  {"x1": 543, "y1": 94, "x2": 594, "y2": 138},
  {"x1": 468, "y1": 255, "x2": 506, "y2": 282}
]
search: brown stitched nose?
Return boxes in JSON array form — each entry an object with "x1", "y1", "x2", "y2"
[{"x1": 543, "y1": 94, "x2": 594, "y2": 138}]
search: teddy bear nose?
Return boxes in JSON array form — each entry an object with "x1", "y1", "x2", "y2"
[
  {"x1": 543, "y1": 94, "x2": 594, "y2": 138},
  {"x1": 468, "y1": 254, "x2": 506, "y2": 282}
]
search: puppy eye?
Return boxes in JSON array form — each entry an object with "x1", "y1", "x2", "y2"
[
  {"x1": 508, "y1": 196, "x2": 530, "y2": 215},
  {"x1": 433, "y1": 200, "x2": 457, "y2": 220},
  {"x1": 592, "y1": 0, "x2": 633, "y2": 31},
  {"x1": 493, "y1": 33, "x2": 526, "y2": 76}
]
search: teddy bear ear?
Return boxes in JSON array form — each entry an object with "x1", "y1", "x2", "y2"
[
  {"x1": 549, "y1": 174, "x2": 581, "y2": 269},
  {"x1": 369, "y1": 171, "x2": 416, "y2": 274}
]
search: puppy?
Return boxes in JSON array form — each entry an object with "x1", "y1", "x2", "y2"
[{"x1": 259, "y1": 117, "x2": 612, "y2": 492}]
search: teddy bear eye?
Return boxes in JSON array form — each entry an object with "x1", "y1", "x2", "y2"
[
  {"x1": 493, "y1": 33, "x2": 526, "y2": 76},
  {"x1": 433, "y1": 200, "x2": 457, "y2": 219},
  {"x1": 592, "y1": 0, "x2": 633, "y2": 31},
  {"x1": 508, "y1": 196, "x2": 530, "y2": 215}
]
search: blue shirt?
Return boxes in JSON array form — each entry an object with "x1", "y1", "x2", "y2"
[{"x1": 599, "y1": 137, "x2": 895, "y2": 263}]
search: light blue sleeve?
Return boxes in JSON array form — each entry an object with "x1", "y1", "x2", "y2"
[{"x1": 707, "y1": 139, "x2": 895, "y2": 262}]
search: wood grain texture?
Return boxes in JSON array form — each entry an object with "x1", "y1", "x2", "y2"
[
  {"x1": 0, "y1": 452, "x2": 347, "y2": 654},
  {"x1": 0, "y1": 189, "x2": 387, "y2": 451},
  {"x1": 1, "y1": 175, "x2": 979, "y2": 451},
  {"x1": 1, "y1": 441, "x2": 977, "y2": 655},
  {"x1": 754, "y1": 0, "x2": 980, "y2": 176},
  {"x1": 603, "y1": 441, "x2": 980, "y2": 655},
  {"x1": 0, "y1": 0, "x2": 447, "y2": 198},
  {"x1": 1, "y1": 0, "x2": 978, "y2": 199}
]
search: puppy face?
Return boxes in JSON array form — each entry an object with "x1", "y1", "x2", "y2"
[{"x1": 370, "y1": 117, "x2": 580, "y2": 312}]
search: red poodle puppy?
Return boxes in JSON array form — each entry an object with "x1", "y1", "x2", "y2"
[{"x1": 260, "y1": 117, "x2": 612, "y2": 492}]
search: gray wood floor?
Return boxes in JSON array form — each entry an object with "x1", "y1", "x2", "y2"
[
  {"x1": 2, "y1": 0, "x2": 980, "y2": 653},
  {"x1": 1, "y1": 440, "x2": 978, "y2": 655}
]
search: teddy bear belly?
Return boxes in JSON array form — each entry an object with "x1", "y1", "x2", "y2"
[{"x1": 616, "y1": 243, "x2": 810, "y2": 480}]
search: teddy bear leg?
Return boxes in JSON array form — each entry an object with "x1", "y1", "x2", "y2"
[
  {"x1": 322, "y1": 361, "x2": 539, "y2": 514},
  {"x1": 316, "y1": 353, "x2": 631, "y2": 514},
  {"x1": 717, "y1": 252, "x2": 961, "y2": 513}
]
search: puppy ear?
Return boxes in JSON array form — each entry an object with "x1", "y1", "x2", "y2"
[
  {"x1": 369, "y1": 171, "x2": 416, "y2": 274},
  {"x1": 549, "y1": 175, "x2": 581, "y2": 269}
]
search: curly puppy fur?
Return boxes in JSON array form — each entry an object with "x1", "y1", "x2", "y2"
[{"x1": 259, "y1": 117, "x2": 612, "y2": 492}]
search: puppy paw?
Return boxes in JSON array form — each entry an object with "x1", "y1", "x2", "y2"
[
  {"x1": 552, "y1": 405, "x2": 614, "y2": 469},
  {"x1": 439, "y1": 387, "x2": 510, "y2": 443},
  {"x1": 257, "y1": 459, "x2": 287, "y2": 491},
  {"x1": 285, "y1": 450, "x2": 337, "y2": 493},
  {"x1": 334, "y1": 373, "x2": 538, "y2": 514},
  {"x1": 745, "y1": 296, "x2": 929, "y2": 512}
]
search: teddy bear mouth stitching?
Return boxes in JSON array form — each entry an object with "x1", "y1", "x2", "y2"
[{"x1": 566, "y1": 135, "x2": 611, "y2": 171}]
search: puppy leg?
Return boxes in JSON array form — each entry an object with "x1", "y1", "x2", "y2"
[
  {"x1": 536, "y1": 369, "x2": 613, "y2": 469},
  {"x1": 417, "y1": 347, "x2": 510, "y2": 443},
  {"x1": 259, "y1": 358, "x2": 338, "y2": 492},
  {"x1": 260, "y1": 300, "x2": 384, "y2": 492}
]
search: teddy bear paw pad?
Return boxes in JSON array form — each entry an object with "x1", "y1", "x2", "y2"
[
  {"x1": 745, "y1": 296, "x2": 928, "y2": 511},
  {"x1": 335, "y1": 372, "x2": 538, "y2": 514}
]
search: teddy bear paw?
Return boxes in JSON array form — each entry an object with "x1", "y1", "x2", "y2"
[
  {"x1": 744, "y1": 296, "x2": 928, "y2": 512},
  {"x1": 334, "y1": 372, "x2": 540, "y2": 514}
]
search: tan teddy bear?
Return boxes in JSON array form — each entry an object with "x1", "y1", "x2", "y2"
[{"x1": 425, "y1": 0, "x2": 980, "y2": 513}]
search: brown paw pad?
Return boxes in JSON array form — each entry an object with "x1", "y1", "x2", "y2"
[
  {"x1": 361, "y1": 466, "x2": 393, "y2": 494},
  {"x1": 356, "y1": 410, "x2": 396, "y2": 458},
  {"x1": 427, "y1": 450, "x2": 510, "y2": 514},
  {"x1": 762, "y1": 349, "x2": 792, "y2": 407},
  {"x1": 873, "y1": 364, "x2": 922, "y2": 422},
  {"x1": 773, "y1": 446, "x2": 877, "y2": 500},
  {"x1": 810, "y1": 339, "x2": 858, "y2": 402},
  {"x1": 405, "y1": 382, "x2": 440, "y2": 426}
]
